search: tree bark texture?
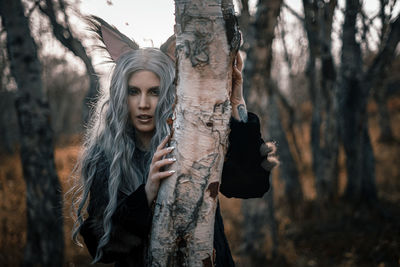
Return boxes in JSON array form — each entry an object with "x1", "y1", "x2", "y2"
[
  {"x1": 0, "y1": 0, "x2": 64, "y2": 266},
  {"x1": 39, "y1": 0, "x2": 98, "y2": 122},
  {"x1": 148, "y1": 1, "x2": 239, "y2": 266},
  {"x1": 302, "y1": 0, "x2": 339, "y2": 205}
]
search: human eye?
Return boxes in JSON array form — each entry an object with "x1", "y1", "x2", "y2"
[
  {"x1": 128, "y1": 87, "x2": 140, "y2": 96},
  {"x1": 149, "y1": 87, "x2": 160, "y2": 96}
]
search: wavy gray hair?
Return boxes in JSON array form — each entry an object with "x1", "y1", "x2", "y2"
[{"x1": 71, "y1": 48, "x2": 175, "y2": 262}]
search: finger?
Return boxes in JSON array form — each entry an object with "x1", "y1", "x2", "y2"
[
  {"x1": 153, "y1": 157, "x2": 176, "y2": 171},
  {"x1": 156, "y1": 135, "x2": 170, "y2": 151},
  {"x1": 154, "y1": 170, "x2": 176, "y2": 181},
  {"x1": 267, "y1": 141, "x2": 277, "y2": 154},
  {"x1": 261, "y1": 156, "x2": 279, "y2": 171},
  {"x1": 236, "y1": 52, "x2": 243, "y2": 71},
  {"x1": 233, "y1": 65, "x2": 241, "y2": 75},
  {"x1": 260, "y1": 142, "x2": 273, "y2": 157},
  {"x1": 153, "y1": 146, "x2": 175, "y2": 162}
]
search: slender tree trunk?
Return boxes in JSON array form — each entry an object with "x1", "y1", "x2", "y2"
[
  {"x1": 374, "y1": 85, "x2": 394, "y2": 142},
  {"x1": 241, "y1": 0, "x2": 299, "y2": 263},
  {"x1": 243, "y1": 0, "x2": 302, "y2": 203},
  {"x1": 241, "y1": 194, "x2": 274, "y2": 265},
  {"x1": 303, "y1": 0, "x2": 339, "y2": 205},
  {"x1": 277, "y1": 19, "x2": 303, "y2": 164},
  {"x1": 148, "y1": 1, "x2": 239, "y2": 265},
  {"x1": 371, "y1": 0, "x2": 394, "y2": 142},
  {"x1": 0, "y1": 0, "x2": 64, "y2": 266},
  {"x1": 339, "y1": 0, "x2": 377, "y2": 203},
  {"x1": 370, "y1": 12, "x2": 400, "y2": 143},
  {"x1": 269, "y1": 89, "x2": 303, "y2": 213},
  {"x1": 338, "y1": 2, "x2": 399, "y2": 204}
]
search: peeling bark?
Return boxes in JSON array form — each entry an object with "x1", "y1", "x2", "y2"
[{"x1": 148, "y1": 1, "x2": 239, "y2": 266}]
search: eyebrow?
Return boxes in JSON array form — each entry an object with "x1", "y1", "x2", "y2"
[{"x1": 128, "y1": 85, "x2": 160, "y2": 90}]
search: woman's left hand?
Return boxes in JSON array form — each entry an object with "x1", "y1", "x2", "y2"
[
  {"x1": 260, "y1": 141, "x2": 279, "y2": 171},
  {"x1": 231, "y1": 52, "x2": 248, "y2": 122}
]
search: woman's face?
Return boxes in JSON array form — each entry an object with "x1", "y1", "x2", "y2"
[{"x1": 127, "y1": 70, "x2": 160, "y2": 136}]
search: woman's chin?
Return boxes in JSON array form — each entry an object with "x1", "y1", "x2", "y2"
[{"x1": 135, "y1": 125, "x2": 155, "y2": 136}]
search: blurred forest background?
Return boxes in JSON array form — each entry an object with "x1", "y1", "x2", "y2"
[{"x1": 0, "y1": 0, "x2": 399, "y2": 266}]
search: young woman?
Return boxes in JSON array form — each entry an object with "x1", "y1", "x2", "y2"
[{"x1": 72, "y1": 17, "x2": 277, "y2": 267}]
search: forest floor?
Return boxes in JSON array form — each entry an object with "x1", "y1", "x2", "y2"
[{"x1": 0, "y1": 97, "x2": 399, "y2": 267}]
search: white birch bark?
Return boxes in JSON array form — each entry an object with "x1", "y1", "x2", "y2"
[{"x1": 148, "y1": 0, "x2": 237, "y2": 266}]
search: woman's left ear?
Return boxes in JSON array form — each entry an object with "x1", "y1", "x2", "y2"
[{"x1": 160, "y1": 35, "x2": 176, "y2": 62}]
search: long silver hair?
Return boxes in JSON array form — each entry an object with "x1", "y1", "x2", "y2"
[{"x1": 71, "y1": 48, "x2": 175, "y2": 262}]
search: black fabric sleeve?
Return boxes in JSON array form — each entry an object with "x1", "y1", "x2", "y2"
[
  {"x1": 79, "y1": 154, "x2": 151, "y2": 264},
  {"x1": 220, "y1": 112, "x2": 271, "y2": 198}
]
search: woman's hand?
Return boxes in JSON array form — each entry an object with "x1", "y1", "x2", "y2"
[
  {"x1": 231, "y1": 52, "x2": 248, "y2": 122},
  {"x1": 260, "y1": 141, "x2": 279, "y2": 171},
  {"x1": 145, "y1": 136, "x2": 176, "y2": 207}
]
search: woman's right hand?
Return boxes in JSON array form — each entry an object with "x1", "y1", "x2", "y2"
[{"x1": 145, "y1": 136, "x2": 176, "y2": 207}]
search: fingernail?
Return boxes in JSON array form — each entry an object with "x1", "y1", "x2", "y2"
[
  {"x1": 169, "y1": 170, "x2": 176, "y2": 174},
  {"x1": 168, "y1": 146, "x2": 175, "y2": 151},
  {"x1": 168, "y1": 158, "x2": 176, "y2": 162}
]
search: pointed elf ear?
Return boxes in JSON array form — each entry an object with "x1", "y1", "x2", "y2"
[
  {"x1": 160, "y1": 34, "x2": 176, "y2": 62},
  {"x1": 87, "y1": 15, "x2": 139, "y2": 61}
]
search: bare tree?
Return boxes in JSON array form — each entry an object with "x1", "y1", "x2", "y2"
[
  {"x1": 339, "y1": 0, "x2": 400, "y2": 203},
  {"x1": 148, "y1": 0, "x2": 240, "y2": 265},
  {"x1": 302, "y1": 0, "x2": 339, "y2": 206},
  {"x1": 0, "y1": 0, "x2": 64, "y2": 265},
  {"x1": 239, "y1": 0, "x2": 302, "y2": 264},
  {"x1": 38, "y1": 0, "x2": 98, "y2": 122},
  {"x1": 243, "y1": 0, "x2": 303, "y2": 210}
]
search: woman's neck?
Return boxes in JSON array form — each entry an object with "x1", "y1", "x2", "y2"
[{"x1": 136, "y1": 131, "x2": 153, "y2": 151}]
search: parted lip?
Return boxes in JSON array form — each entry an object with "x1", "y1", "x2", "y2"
[{"x1": 137, "y1": 114, "x2": 153, "y2": 119}]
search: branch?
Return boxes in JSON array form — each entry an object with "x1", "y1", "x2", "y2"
[
  {"x1": 38, "y1": 0, "x2": 96, "y2": 75},
  {"x1": 359, "y1": 9, "x2": 381, "y2": 38},
  {"x1": 277, "y1": 16, "x2": 292, "y2": 71},
  {"x1": 26, "y1": 0, "x2": 41, "y2": 18},
  {"x1": 57, "y1": 0, "x2": 72, "y2": 30},
  {"x1": 282, "y1": 1, "x2": 304, "y2": 22},
  {"x1": 366, "y1": 14, "x2": 400, "y2": 87},
  {"x1": 240, "y1": 0, "x2": 249, "y2": 14}
]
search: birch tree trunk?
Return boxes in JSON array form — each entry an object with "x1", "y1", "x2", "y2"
[
  {"x1": 0, "y1": 0, "x2": 64, "y2": 265},
  {"x1": 148, "y1": 0, "x2": 239, "y2": 265}
]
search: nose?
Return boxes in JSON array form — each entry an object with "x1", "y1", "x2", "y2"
[{"x1": 138, "y1": 94, "x2": 150, "y2": 109}]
